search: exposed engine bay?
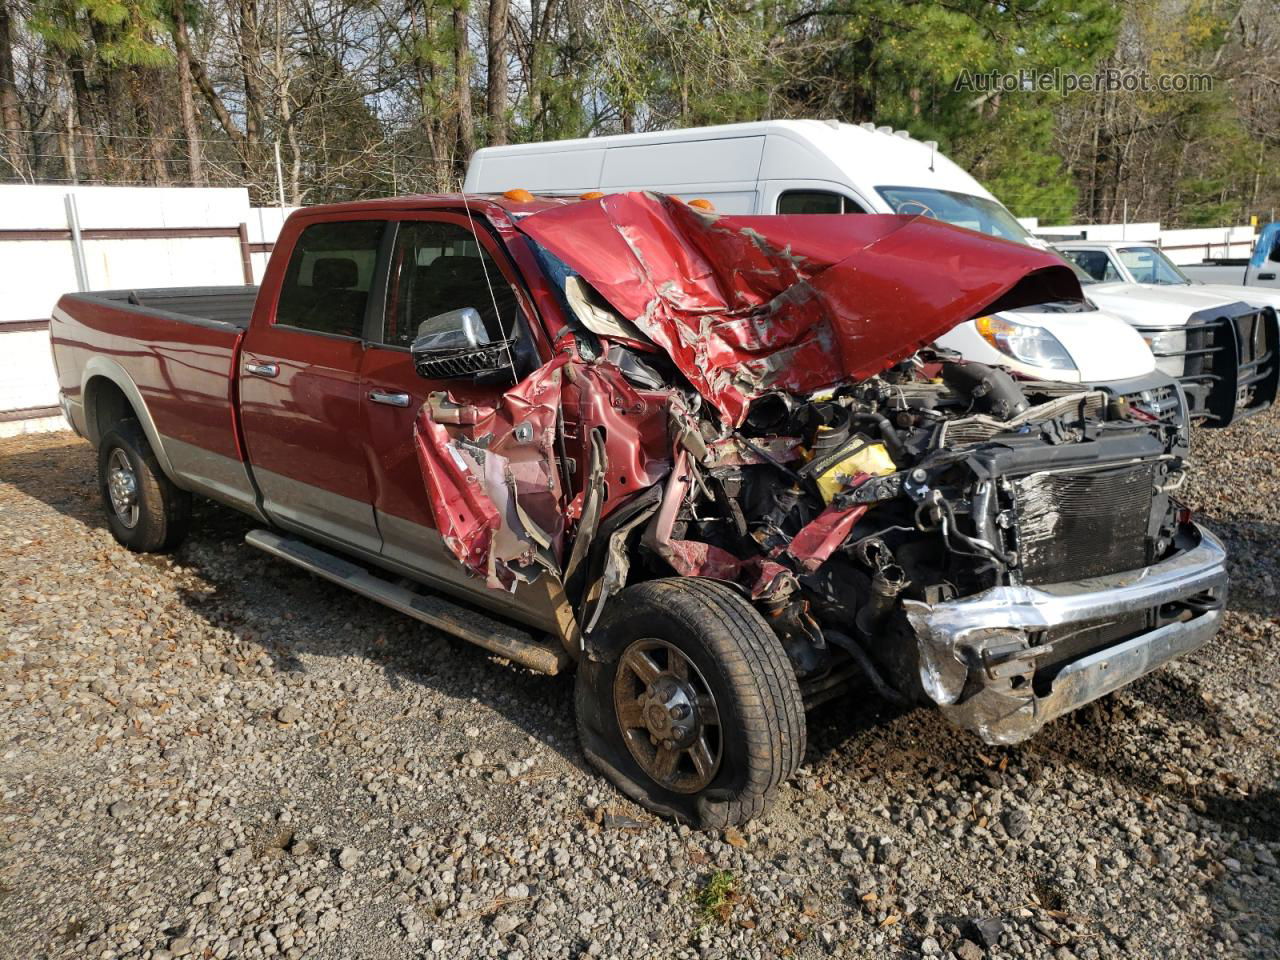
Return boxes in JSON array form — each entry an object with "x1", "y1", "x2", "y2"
[
  {"x1": 627, "y1": 352, "x2": 1194, "y2": 713},
  {"x1": 411, "y1": 192, "x2": 1226, "y2": 746}
]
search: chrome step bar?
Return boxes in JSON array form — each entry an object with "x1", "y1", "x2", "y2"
[{"x1": 244, "y1": 529, "x2": 570, "y2": 675}]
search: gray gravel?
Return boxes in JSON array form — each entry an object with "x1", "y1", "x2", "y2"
[{"x1": 1, "y1": 414, "x2": 1278, "y2": 960}]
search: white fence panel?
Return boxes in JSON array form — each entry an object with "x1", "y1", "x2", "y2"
[{"x1": 0, "y1": 185, "x2": 291, "y2": 428}]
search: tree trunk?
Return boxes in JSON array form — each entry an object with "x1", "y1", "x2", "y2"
[
  {"x1": 454, "y1": 0, "x2": 475, "y2": 164},
  {"x1": 486, "y1": 0, "x2": 508, "y2": 145},
  {"x1": 172, "y1": 1, "x2": 204, "y2": 184},
  {"x1": 67, "y1": 50, "x2": 100, "y2": 180},
  {"x1": 135, "y1": 74, "x2": 170, "y2": 185},
  {"x1": 0, "y1": 0, "x2": 24, "y2": 176},
  {"x1": 173, "y1": 22, "x2": 249, "y2": 153},
  {"x1": 239, "y1": 0, "x2": 264, "y2": 144}
]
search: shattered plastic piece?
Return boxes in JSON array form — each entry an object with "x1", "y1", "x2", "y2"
[{"x1": 518, "y1": 192, "x2": 1081, "y2": 426}]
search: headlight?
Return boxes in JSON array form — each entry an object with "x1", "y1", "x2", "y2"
[
  {"x1": 1140, "y1": 329, "x2": 1182, "y2": 357},
  {"x1": 975, "y1": 315, "x2": 1077, "y2": 372}
]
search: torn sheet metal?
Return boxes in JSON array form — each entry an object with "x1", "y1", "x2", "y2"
[
  {"x1": 413, "y1": 357, "x2": 569, "y2": 590},
  {"x1": 517, "y1": 193, "x2": 1082, "y2": 426},
  {"x1": 783, "y1": 501, "x2": 870, "y2": 574}
]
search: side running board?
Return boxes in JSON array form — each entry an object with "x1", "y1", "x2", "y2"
[{"x1": 244, "y1": 529, "x2": 570, "y2": 675}]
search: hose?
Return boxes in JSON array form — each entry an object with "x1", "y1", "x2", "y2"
[
  {"x1": 849, "y1": 413, "x2": 907, "y2": 463},
  {"x1": 825, "y1": 630, "x2": 909, "y2": 706}
]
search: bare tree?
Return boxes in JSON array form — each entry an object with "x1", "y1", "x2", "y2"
[
  {"x1": 486, "y1": 0, "x2": 508, "y2": 144},
  {"x1": 0, "y1": 0, "x2": 24, "y2": 176}
]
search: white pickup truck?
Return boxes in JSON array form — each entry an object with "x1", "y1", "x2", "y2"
[
  {"x1": 465, "y1": 120, "x2": 1188, "y2": 430},
  {"x1": 1058, "y1": 241, "x2": 1279, "y2": 426}
]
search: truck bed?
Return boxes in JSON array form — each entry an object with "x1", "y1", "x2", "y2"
[
  {"x1": 69, "y1": 285, "x2": 259, "y2": 330},
  {"x1": 51, "y1": 285, "x2": 256, "y2": 508}
]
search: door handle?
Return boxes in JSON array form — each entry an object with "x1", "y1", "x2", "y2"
[
  {"x1": 245, "y1": 361, "x2": 279, "y2": 378},
  {"x1": 1258, "y1": 273, "x2": 1276, "y2": 281},
  {"x1": 368, "y1": 389, "x2": 412, "y2": 408}
]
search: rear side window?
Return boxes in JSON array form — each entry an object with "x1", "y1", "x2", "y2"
[
  {"x1": 276, "y1": 221, "x2": 384, "y2": 337},
  {"x1": 380, "y1": 220, "x2": 521, "y2": 349},
  {"x1": 777, "y1": 190, "x2": 866, "y2": 215}
]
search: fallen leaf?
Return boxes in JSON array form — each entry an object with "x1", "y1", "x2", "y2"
[{"x1": 880, "y1": 914, "x2": 900, "y2": 928}]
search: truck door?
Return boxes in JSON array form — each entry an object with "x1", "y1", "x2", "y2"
[
  {"x1": 358, "y1": 213, "x2": 562, "y2": 627},
  {"x1": 239, "y1": 218, "x2": 387, "y2": 554},
  {"x1": 1246, "y1": 224, "x2": 1280, "y2": 288}
]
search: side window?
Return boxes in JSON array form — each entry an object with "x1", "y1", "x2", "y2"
[
  {"x1": 1064, "y1": 249, "x2": 1117, "y2": 283},
  {"x1": 380, "y1": 220, "x2": 522, "y2": 349},
  {"x1": 275, "y1": 221, "x2": 383, "y2": 338},
  {"x1": 777, "y1": 190, "x2": 867, "y2": 215},
  {"x1": 1269, "y1": 235, "x2": 1280, "y2": 263}
]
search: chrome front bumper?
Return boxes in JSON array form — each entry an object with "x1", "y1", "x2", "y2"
[{"x1": 903, "y1": 524, "x2": 1228, "y2": 745}]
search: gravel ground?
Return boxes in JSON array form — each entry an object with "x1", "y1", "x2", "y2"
[{"x1": 1, "y1": 414, "x2": 1277, "y2": 960}]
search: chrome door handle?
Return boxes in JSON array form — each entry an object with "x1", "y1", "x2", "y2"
[
  {"x1": 245, "y1": 361, "x2": 279, "y2": 378},
  {"x1": 368, "y1": 390, "x2": 411, "y2": 408}
]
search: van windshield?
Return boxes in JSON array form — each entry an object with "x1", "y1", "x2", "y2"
[{"x1": 876, "y1": 186, "x2": 1033, "y2": 243}]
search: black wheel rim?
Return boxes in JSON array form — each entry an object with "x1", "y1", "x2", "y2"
[{"x1": 612, "y1": 638, "x2": 722, "y2": 794}]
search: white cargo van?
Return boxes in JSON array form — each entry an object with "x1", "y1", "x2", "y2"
[{"x1": 465, "y1": 120, "x2": 1187, "y2": 428}]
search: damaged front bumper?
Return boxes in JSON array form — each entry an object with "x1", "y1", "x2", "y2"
[{"x1": 903, "y1": 524, "x2": 1228, "y2": 745}]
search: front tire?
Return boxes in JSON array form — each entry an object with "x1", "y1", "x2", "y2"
[
  {"x1": 98, "y1": 419, "x2": 191, "y2": 553},
  {"x1": 575, "y1": 578, "x2": 806, "y2": 827}
]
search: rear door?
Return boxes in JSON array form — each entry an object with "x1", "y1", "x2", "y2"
[
  {"x1": 358, "y1": 212, "x2": 562, "y2": 626},
  {"x1": 239, "y1": 217, "x2": 388, "y2": 553}
]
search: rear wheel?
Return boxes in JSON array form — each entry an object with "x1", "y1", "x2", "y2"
[
  {"x1": 576, "y1": 578, "x2": 806, "y2": 827},
  {"x1": 97, "y1": 420, "x2": 191, "y2": 553}
]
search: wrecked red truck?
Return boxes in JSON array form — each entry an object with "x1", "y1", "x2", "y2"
[{"x1": 51, "y1": 191, "x2": 1228, "y2": 826}]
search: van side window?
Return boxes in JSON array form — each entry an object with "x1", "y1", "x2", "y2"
[
  {"x1": 275, "y1": 220, "x2": 384, "y2": 338},
  {"x1": 380, "y1": 220, "x2": 522, "y2": 350},
  {"x1": 777, "y1": 191, "x2": 866, "y2": 215}
]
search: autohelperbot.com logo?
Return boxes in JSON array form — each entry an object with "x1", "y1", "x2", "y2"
[{"x1": 954, "y1": 68, "x2": 1213, "y2": 96}]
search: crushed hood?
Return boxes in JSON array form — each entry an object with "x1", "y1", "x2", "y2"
[{"x1": 518, "y1": 192, "x2": 1082, "y2": 425}]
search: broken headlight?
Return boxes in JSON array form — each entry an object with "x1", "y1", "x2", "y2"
[{"x1": 975, "y1": 314, "x2": 1076, "y2": 373}]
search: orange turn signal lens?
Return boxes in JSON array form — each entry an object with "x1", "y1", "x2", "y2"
[{"x1": 503, "y1": 188, "x2": 535, "y2": 202}]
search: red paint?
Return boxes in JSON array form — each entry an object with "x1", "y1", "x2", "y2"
[
  {"x1": 49, "y1": 295, "x2": 245, "y2": 460},
  {"x1": 413, "y1": 356, "x2": 569, "y2": 588},
  {"x1": 784, "y1": 500, "x2": 870, "y2": 574},
  {"x1": 517, "y1": 193, "x2": 1082, "y2": 425}
]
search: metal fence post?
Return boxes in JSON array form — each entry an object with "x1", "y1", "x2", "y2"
[{"x1": 64, "y1": 192, "x2": 89, "y2": 292}]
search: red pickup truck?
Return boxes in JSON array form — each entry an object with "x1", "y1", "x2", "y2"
[{"x1": 51, "y1": 191, "x2": 1228, "y2": 826}]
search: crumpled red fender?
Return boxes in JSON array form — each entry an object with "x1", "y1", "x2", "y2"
[
  {"x1": 413, "y1": 356, "x2": 570, "y2": 590},
  {"x1": 517, "y1": 193, "x2": 1082, "y2": 426}
]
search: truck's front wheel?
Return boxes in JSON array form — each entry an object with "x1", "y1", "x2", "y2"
[
  {"x1": 575, "y1": 578, "x2": 806, "y2": 828},
  {"x1": 98, "y1": 420, "x2": 191, "y2": 553}
]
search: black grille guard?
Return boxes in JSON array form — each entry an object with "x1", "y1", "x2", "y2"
[{"x1": 1136, "y1": 302, "x2": 1279, "y2": 427}]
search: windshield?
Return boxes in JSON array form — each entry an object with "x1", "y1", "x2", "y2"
[
  {"x1": 876, "y1": 186, "x2": 1034, "y2": 243},
  {"x1": 1117, "y1": 246, "x2": 1190, "y2": 285}
]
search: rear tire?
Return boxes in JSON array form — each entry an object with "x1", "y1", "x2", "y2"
[
  {"x1": 98, "y1": 419, "x2": 191, "y2": 553},
  {"x1": 575, "y1": 578, "x2": 806, "y2": 828}
]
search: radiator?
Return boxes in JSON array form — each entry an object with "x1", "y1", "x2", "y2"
[{"x1": 1010, "y1": 463, "x2": 1155, "y2": 585}]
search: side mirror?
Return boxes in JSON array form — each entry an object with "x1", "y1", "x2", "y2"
[
  {"x1": 416, "y1": 307, "x2": 489, "y2": 350},
  {"x1": 410, "y1": 306, "x2": 516, "y2": 384}
]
